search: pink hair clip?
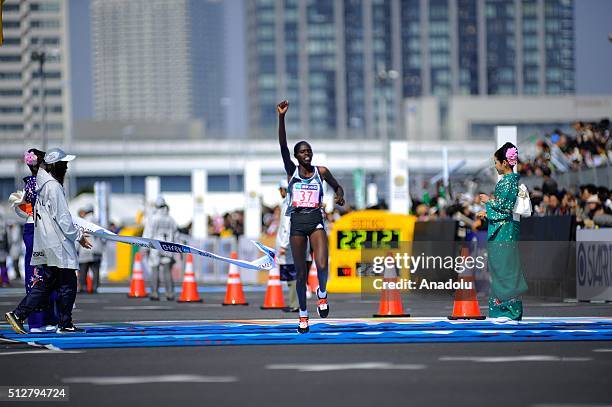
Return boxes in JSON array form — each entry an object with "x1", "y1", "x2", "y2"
[
  {"x1": 505, "y1": 147, "x2": 518, "y2": 166},
  {"x1": 24, "y1": 151, "x2": 37, "y2": 166}
]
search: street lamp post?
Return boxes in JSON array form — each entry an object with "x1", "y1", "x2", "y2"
[
  {"x1": 122, "y1": 125, "x2": 135, "y2": 194},
  {"x1": 31, "y1": 47, "x2": 59, "y2": 151},
  {"x1": 376, "y1": 68, "x2": 400, "y2": 149},
  {"x1": 31, "y1": 49, "x2": 47, "y2": 150},
  {"x1": 376, "y1": 68, "x2": 399, "y2": 200}
]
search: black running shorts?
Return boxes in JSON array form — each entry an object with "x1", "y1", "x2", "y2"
[{"x1": 290, "y1": 211, "x2": 326, "y2": 237}]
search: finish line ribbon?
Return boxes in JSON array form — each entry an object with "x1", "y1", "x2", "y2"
[{"x1": 73, "y1": 217, "x2": 275, "y2": 271}]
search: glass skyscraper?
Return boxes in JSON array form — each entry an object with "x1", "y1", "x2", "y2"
[
  {"x1": 91, "y1": 0, "x2": 227, "y2": 132},
  {"x1": 246, "y1": 0, "x2": 575, "y2": 139},
  {"x1": 0, "y1": 0, "x2": 72, "y2": 144}
]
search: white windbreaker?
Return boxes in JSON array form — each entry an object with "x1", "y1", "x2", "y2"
[
  {"x1": 31, "y1": 169, "x2": 83, "y2": 270},
  {"x1": 274, "y1": 196, "x2": 311, "y2": 265},
  {"x1": 275, "y1": 197, "x2": 293, "y2": 265}
]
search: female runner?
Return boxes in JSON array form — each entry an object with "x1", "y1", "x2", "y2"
[{"x1": 277, "y1": 100, "x2": 345, "y2": 333}]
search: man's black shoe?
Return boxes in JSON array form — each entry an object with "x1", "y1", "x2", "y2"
[
  {"x1": 56, "y1": 325, "x2": 86, "y2": 334},
  {"x1": 5, "y1": 311, "x2": 27, "y2": 334}
]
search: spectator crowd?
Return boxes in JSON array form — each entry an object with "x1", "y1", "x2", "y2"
[{"x1": 519, "y1": 119, "x2": 611, "y2": 176}]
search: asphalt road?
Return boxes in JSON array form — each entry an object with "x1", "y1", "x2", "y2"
[
  {"x1": 0, "y1": 342, "x2": 610, "y2": 407},
  {"x1": 0, "y1": 289, "x2": 611, "y2": 407}
]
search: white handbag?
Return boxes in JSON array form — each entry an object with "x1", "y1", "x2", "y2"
[{"x1": 513, "y1": 184, "x2": 532, "y2": 221}]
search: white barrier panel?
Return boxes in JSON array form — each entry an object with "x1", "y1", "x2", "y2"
[
  {"x1": 145, "y1": 176, "x2": 160, "y2": 205},
  {"x1": 192, "y1": 169, "x2": 208, "y2": 239},
  {"x1": 577, "y1": 228, "x2": 612, "y2": 302},
  {"x1": 244, "y1": 161, "x2": 262, "y2": 239},
  {"x1": 389, "y1": 141, "x2": 410, "y2": 214}
]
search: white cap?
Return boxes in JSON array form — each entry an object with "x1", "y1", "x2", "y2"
[
  {"x1": 81, "y1": 203, "x2": 94, "y2": 213},
  {"x1": 44, "y1": 148, "x2": 76, "y2": 164},
  {"x1": 155, "y1": 196, "x2": 167, "y2": 208}
]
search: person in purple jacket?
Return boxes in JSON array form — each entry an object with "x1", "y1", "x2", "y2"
[{"x1": 8, "y1": 149, "x2": 61, "y2": 332}]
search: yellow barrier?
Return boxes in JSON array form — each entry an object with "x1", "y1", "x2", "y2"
[{"x1": 107, "y1": 225, "x2": 144, "y2": 282}]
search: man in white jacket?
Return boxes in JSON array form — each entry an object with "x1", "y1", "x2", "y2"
[
  {"x1": 5, "y1": 148, "x2": 91, "y2": 334},
  {"x1": 142, "y1": 197, "x2": 178, "y2": 301}
]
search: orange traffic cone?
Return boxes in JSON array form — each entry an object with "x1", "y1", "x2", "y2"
[
  {"x1": 260, "y1": 265, "x2": 285, "y2": 309},
  {"x1": 373, "y1": 277, "x2": 411, "y2": 317},
  {"x1": 448, "y1": 246, "x2": 485, "y2": 320},
  {"x1": 128, "y1": 252, "x2": 147, "y2": 298},
  {"x1": 307, "y1": 262, "x2": 319, "y2": 294},
  {"x1": 86, "y1": 272, "x2": 94, "y2": 293},
  {"x1": 223, "y1": 251, "x2": 248, "y2": 306},
  {"x1": 373, "y1": 252, "x2": 410, "y2": 317},
  {"x1": 178, "y1": 254, "x2": 202, "y2": 303}
]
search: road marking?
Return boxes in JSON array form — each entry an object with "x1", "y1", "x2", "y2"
[
  {"x1": 74, "y1": 298, "x2": 107, "y2": 304},
  {"x1": 62, "y1": 375, "x2": 237, "y2": 385},
  {"x1": 533, "y1": 404, "x2": 612, "y2": 407},
  {"x1": 439, "y1": 356, "x2": 592, "y2": 363},
  {"x1": 266, "y1": 363, "x2": 426, "y2": 372},
  {"x1": 0, "y1": 350, "x2": 83, "y2": 356},
  {"x1": 531, "y1": 303, "x2": 577, "y2": 307},
  {"x1": 103, "y1": 306, "x2": 174, "y2": 311}
]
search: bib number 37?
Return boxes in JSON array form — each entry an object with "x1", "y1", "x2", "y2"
[{"x1": 292, "y1": 183, "x2": 320, "y2": 208}]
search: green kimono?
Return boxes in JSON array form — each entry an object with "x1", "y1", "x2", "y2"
[{"x1": 486, "y1": 173, "x2": 528, "y2": 320}]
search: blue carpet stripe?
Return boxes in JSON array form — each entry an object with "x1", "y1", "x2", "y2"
[{"x1": 2, "y1": 319, "x2": 612, "y2": 349}]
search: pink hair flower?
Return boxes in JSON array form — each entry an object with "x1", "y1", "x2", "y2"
[
  {"x1": 506, "y1": 147, "x2": 518, "y2": 166},
  {"x1": 24, "y1": 151, "x2": 38, "y2": 166}
]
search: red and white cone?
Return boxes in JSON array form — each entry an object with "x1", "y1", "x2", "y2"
[
  {"x1": 178, "y1": 254, "x2": 202, "y2": 302},
  {"x1": 260, "y1": 265, "x2": 285, "y2": 309},
  {"x1": 128, "y1": 252, "x2": 147, "y2": 298},
  {"x1": 223, "y1": 252, "x2": 248, "y2": 305}
]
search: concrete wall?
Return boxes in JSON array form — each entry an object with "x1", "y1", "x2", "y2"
[{"x1": 405, "y1": 95, "x2": 612, "y2": 140}]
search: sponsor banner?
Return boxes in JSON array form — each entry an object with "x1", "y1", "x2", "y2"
[{"x1": 577, "y1": 228, "x2": 612, "y2": 302}]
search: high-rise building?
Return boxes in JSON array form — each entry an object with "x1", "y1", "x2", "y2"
[
  {"x1": 246, "y1": 0, "x2": 575, "y2": 139},
  {"x1": 0, "y1": 0, "x2": 72, "y2": 146},
  {"x1": 91, "y1": 0, "x2": 227, "y2": 132}
]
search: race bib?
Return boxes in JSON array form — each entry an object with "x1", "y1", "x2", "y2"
[{"x1": 291, "y1": 183, "x2": 320, "y2": 208}]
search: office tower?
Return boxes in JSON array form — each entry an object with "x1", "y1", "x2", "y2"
[
  {"x1": 0, "y1": 0, "x2": 72, "y2": 146},
  {"x1": 91, "y1": 0, "x2": 227, "y2": 132},
  {"x1": 246, "y1": 0, "x2": 575, "y2": 139}
]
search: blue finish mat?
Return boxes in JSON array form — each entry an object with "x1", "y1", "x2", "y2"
[{"x1": 2, "y1": 318, "x2": 612, "y2": 350}]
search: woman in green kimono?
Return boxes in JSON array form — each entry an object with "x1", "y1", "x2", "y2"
[{"x1": 477, "y1": 142, "x2": 528, "y2": 320}]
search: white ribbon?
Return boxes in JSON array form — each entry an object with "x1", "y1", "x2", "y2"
[{"x1": 73, "y1": 217, "x2": 275, "y2": 271}]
